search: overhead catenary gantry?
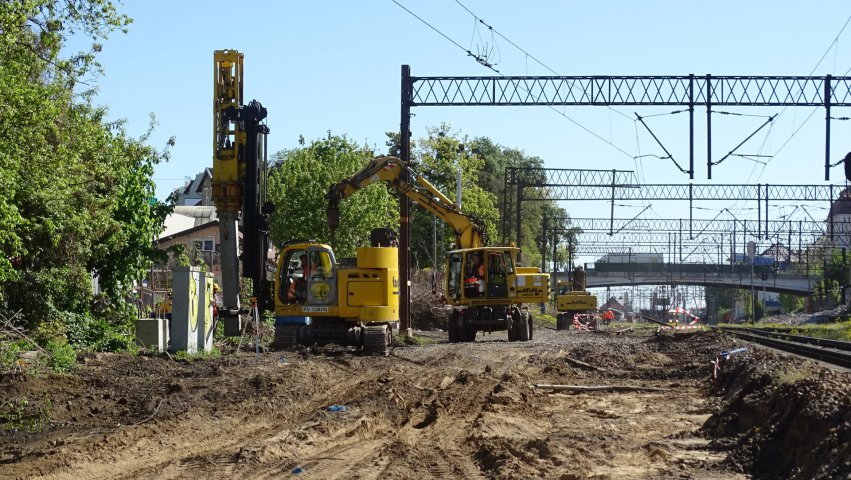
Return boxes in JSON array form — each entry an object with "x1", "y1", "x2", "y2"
[
  {"x1": 410, "y1": 74, "x2": 851, "y2": 180},
  {"x1": 398, "y1": 69, "x2": 851, "y2": 332},
  {"x1": 505, "y1": 166, "x2": 847, "y2": 250}
]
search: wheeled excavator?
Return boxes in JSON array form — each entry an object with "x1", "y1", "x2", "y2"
[
  {"x1": 327, "y1": 156, "x2": 550, "y2": 343},
  {"x1": 555, "y1": 266, "x2": 598, "y2": 330}
]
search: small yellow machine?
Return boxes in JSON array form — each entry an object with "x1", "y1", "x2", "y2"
[
  {"x1": 555, "y1": 267, "x2": 598, "y2": 330},
  {"x1": 273, "y1": 228, "x2": 400, "y2": 353},
  {"x1": 328, "y1": 156, "x2": 549, "y2": 342}
]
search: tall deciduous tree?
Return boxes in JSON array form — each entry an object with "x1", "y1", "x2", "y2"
[
  {"x1": 0, "y1": 1, "x2": 171, "y2": 349},
  {"x1": 267, "y1": 134, "x2": 398, "y2": 259},
  {"x1": 409, "y1": 125, "x2": 500, "y2": 268}
]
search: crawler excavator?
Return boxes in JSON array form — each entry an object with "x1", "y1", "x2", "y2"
[{"x1": 327, "y1": 156, "x2": 550, "y2": 342}]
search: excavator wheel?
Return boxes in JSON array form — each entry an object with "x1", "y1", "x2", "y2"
[
  {"x1": 525, "y1": 310, "x2": 534, "y2": 341},
  {"x1": 463, "y1": 324, "x2": 478, "y2": 342},
  {"x1": 363, "y1": 324, "x2": 392, "y2": 355},
  {"x1": 447, "y1": 311, "x2": 461, "y2": 343},
  {"x1": 517, "y1": 311, "x2": 530, "y2": 342},
  {"x1": 556, "y1": 313, "x2": 568, "y2": 331},
  {"x1": 507, "y1": 309, "x2": 519, "y2": 342}
]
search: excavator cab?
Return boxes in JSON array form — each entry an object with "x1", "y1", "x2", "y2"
[
  {"x1": 446, "y1": 247, "x2": 547, "y2": 305},
  {"x1": 273, "y1": 234, "x2": 399, "y2": 353},
  {"x1": 277, "y1": 243, "x2": 338, "y2": 308}
]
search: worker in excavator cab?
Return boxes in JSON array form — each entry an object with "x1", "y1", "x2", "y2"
[
  {"x1": 296, "y1": 254, "x2": 308, "y2": 302},
  {"x1": 464, "y1": 253, "x2": 486, "y2": 297},
  {"x1": 285, "y1": 252, "x2": 309, "y2": 304}
]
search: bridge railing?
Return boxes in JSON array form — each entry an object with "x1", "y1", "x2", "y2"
[{"x1": 590, "y1": 262, "x2": 781, "y2": 276}]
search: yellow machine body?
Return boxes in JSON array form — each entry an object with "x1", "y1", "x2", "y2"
[
  {"x1": 328, "y1": 156, "x2": 548, "y2": 343},
  {"x1": 444, "y1": 247, "x2": 549, "y2": 306},
  {"x1": 274, "y1": 242, "x2": 399, "y2": 324},
  {"x1": 212, "y1": 49, "x2": 245, "y2": 212},
  {"x1": 557, "y1": 290, "x2": 598, "y2": 312}
]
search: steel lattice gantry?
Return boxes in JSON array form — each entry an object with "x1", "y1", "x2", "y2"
[
  {"x1": 409, "y1": 74, "x2": 851, "y2": 181},
  {"x1": 411, "y1": 75, "x2": 851, "y2": 107},
  {"x1": 397, "y1": 68, "x2": 851, "y2": 332},
  {"x1": 566, "y1": 217, "x2": 830, "y2": 235},
  {"x1": 504, "y1": 166, "x2": 846, "y2": 248}
]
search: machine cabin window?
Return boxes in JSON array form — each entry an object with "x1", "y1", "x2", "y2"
[
  {"x1": 307, "y1": 249, "x2": 336, "y2": 304},
  {"x1": 503, "y1": 251, "x2": 515, "y2": 274},
  {"x1": 447, "y1": 253, "x2": 462, "y2": 299},
  {"x1": 464, "y1": 251, "x2": 486, "y2": 298},
  {"x1": 280, "y1": 249, "x2": 308, "y2": 304},
  {"x1": 486, "y1": 252, "x2": 508, "y2": 297}
]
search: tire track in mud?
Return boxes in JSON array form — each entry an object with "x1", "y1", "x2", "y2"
[
  {"x1": 3, "y1": 331, "x2": 755, "y2": 479},
  {"x1": 20, "y1": 358, "x2": 393, "y2": 480}
]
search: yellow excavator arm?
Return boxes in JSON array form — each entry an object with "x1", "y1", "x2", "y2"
[{"x1": 327, "y1": 156, "x2": 487, "y2": 249}]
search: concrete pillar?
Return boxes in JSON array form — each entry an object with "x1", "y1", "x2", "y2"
[
  {"x1": 136, "y1": 317, "x2": 168, "y2": 352},
  {"x1": 197, "y1": 271, "x2": 215, "y2": 352},
  {"x1": 170, "y1": 266, "x2": 201, "y2": 354}
]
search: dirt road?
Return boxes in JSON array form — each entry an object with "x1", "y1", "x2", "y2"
[{"x1": 1, "y1": 329, "x2": 847, "y2": 479}]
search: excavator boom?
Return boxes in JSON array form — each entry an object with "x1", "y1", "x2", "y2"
[{"x1": 327, "y1": 156, "x2": 487, "y2": 249}]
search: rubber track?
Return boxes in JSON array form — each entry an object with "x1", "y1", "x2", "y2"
[
  {"x1": 273, "y1": 324, "x2": 300, "y2": 349},
  {"x1": 363, "y1": 325, "x2": 389, "y2": 354}
]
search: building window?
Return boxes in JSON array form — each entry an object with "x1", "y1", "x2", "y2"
[{"x1": 193, "y1": 237, "x2": 215, "y2": 252}]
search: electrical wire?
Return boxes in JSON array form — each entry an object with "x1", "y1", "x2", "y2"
[
  {"x1": 448, "y1": 0, "x2": 639, "y2": 153},
  {"x1": 391, "y1": 0, "x2": 500, "y2": 72},
  {"x1": 758, "y1": 13, "x2": 851, "y2": 174}
]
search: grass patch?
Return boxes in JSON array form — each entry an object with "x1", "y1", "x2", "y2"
[
  {"x1": 722, "y1": 320, "x2": 851, "y2": 342},
  {"x1": 0, "y1": 338, "x2": 77, "y2": 375},
  {"x1": 608, "y1": 321, "x2": 659, "y2": 331},
  {"x1": 172, "y1": 347, "x2": 222, "y2": 361},
  {"x1": 774, "y1": 365, "x2": 815, "y2": 385},
  {"x1": 0, "y1": 396, "x2": 51, "y2": 433},
  {"x1": 530, "y1": 312, "x2": 556, "y2": 328}
]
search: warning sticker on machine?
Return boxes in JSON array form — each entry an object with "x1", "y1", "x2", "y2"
[{"x1": 302, "y1": 306, "x2": 329, "y2": 313}]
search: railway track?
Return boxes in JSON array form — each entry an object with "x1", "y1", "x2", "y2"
[{"x1": 715, "y1": 326, "x2": 851, "y2": 369}]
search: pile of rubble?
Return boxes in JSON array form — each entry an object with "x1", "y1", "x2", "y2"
[
  {"x1": 760, "y1": 304, "x2": 847, "y2": 325},
  {"x1": 705, "y1": 350, "x2": 851, "y2": 478}
]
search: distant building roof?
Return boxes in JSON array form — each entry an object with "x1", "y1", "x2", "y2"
[
  {"x1": 601, "y1": 297, "x2": 625, "y2": 312},
  {"x1": 158, "y1": 206, "x2": 218, "y2": 239},
  {"x1": 172, "y1": 168, "x2": 213, "y2": 206},
  {"x1": 155, "y1": 220, "x2": 221, "y2": 245},
  {"x1": 826, "y1": 188, "x2": 851, "y2": 220}
]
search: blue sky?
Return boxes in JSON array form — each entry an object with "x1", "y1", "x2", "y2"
[{"x1": 83, "y1": 0, "x2": 851, "y2": 262}]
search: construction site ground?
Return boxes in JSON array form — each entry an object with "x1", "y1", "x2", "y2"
[{"x1": 2, "y1": 328, "x2": 850, "y2": 479}]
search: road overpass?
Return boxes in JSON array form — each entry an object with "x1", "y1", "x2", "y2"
[{"x1": 554, "y1": 262, "x2": 816, "y2": 295}]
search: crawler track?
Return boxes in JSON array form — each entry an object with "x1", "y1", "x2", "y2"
[{"x1": 716, "y1": 326, "x2": 851, "y2": 369}]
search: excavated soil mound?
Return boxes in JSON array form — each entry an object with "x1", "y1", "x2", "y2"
[{"x1": 704, "y1": 350, "x2": 851, "y2": 479}]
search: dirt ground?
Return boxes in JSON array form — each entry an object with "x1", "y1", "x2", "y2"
[{"x1": 1, "y1": 328, "x2": 849, "y2": 479}]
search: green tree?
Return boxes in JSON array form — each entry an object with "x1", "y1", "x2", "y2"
[
  {"x1": 385, "y1": 128, "x2": 570, "y2": 269},
  {"x1": 267, "y1": 134, "x2": 398, "y2": 258},
  {"x1": 705, "y1": 286, "x2": 736, "y2": 321},
  {"x1": 0, "y1": 1, "x2": 171, "y2": 350},
  {"x1": 468, "y1": 136, "x2": 568, "y2": 268},
  {"x1": 409, "y1": 125, "x2": 500, "y2": 268},
  {"x1": 779, "y1": 293, "x2": 803, "y2": 313}
]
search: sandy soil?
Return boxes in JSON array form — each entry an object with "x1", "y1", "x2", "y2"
[{"x1": 0, "y1": 328, "x2": 838, "y2": 479}]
